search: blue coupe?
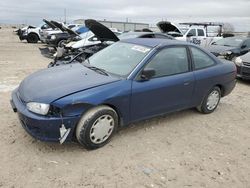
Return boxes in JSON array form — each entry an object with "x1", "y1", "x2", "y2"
[{"x1": 11, "y1": 38, "x2": 236, "y2": 149}]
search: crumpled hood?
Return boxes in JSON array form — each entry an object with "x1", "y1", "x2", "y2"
[
  {"x1": 18, "y1": 63, "x2": 120, "y2": 103},
  {"x1": 206, "y1": 45, "x2": 236, "y2": 56}
]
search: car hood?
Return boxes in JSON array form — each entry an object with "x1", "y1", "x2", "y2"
[
  {"x1": 156, "y1": 21, "x2": 183, "y2": 35},
  {"x1": 206, "y1": 45, "x2": 236, "y2": 55},
  {"x1": 18, "y1": 63, "x2": 120, "y2": 103},
  {"x1": 43, "y1": 19, "x2": 57, "y2": 29},
  {"x1": 85, "y1": 19, "x2": 119, "y2": 42},
  {"x1": 51, "y1": 20, "x2": 79, "y2": 37}
]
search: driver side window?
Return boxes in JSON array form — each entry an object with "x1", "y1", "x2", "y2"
[
  {"x1": 187, "y1": 29, "x2": 196, "y2": 37},
  {"x1": 145, "y1": 47, "x2": 189, "y2": 78}
]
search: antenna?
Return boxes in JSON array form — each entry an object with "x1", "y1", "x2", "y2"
[{"x1": 64, "y1": 8, "x2": 66, "y2": 24}]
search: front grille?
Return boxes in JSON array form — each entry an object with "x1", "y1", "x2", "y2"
[{"x1": 243, "y1": 62, "x2": 250, "y2": 67}]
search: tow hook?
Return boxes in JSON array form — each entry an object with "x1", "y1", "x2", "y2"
[{"x1": 59, "y1": 124, "x2": 71, "y2": 144}]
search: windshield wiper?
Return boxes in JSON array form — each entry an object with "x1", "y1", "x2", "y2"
[
  {"x1": 83, "y1": 61, "x2": 109, "y2": 76},
  {"x1": 88, "y1": 66, "x2": 109, "y2": 76}
]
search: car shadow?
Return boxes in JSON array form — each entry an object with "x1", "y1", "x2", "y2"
[
  {"x1": 38, "y1": 46, "x2": 55, "y2": 59},
  {"x1": 237, "y1": 78, "x2": 250, "y2": 85}
]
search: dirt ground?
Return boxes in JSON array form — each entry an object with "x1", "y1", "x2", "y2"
[{"x1": 0, "y1": 27, "x2": 250, "y2": 188}]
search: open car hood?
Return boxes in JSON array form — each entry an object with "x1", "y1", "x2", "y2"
[
  {"x1": 51, "y1": 21, "x2": 79, "y2": 37},
  {"x1": 85, "y1": 19, "x2": 119, "y2": 42},
  {"x1": 43, "y1": 19, "x2": 57, "y2": 29},
  {"x1": 157, "y1": 21, "x2": 183, "y2": 35}
]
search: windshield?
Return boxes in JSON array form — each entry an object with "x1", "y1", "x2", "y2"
[
  {"x1": 79, "y1": 31, "x2": 94, "y2": 38},
  {"x1": 213, "y1": 37, "x2": 244, "y2": 47},
  {"x1": 86, "y1": 42, "x2": 152, "y2": 76}
]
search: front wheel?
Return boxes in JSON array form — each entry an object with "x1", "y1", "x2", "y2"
[
  {"x1": 197, "y1": 86, "x2": 221, "y2": 114},
  {"x1": 76, "y1": 105, "x2": 118, "y2": 150},
  {"x1": 27, "y1": 33, "x2": 39, "y2": 43}
]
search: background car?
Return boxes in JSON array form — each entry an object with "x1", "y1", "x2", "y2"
[
  {"x1": 11, "y1": 38, "x2": 236, "y2": 149},
  {"x1": 118, "y1": 32, "x2": 174, "y2": 40},
  {"x1": 207, "y1": 36, "x2": 250, "y2": 60},
  {"x1": 234, "y1": 51, "x2": 250, "y2": 80}
]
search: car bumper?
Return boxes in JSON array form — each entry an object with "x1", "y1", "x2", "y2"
[
  {"x1": 19, "y1": 34, "x2": 27, "y2": 41},
  {"x1": 236, "y1": 64, "x2": 250, "y2": 80},
  {"x1": 10, "y1": 89, "x2": 80, "y2": 142}
]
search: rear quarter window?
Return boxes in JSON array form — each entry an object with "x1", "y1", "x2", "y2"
[{"x1": 190, "y1": 47, "x2": 216, "y2": 70}]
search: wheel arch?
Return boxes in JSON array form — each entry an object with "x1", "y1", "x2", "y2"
[
  {"x1": 214, "y1": 84, "x2": 225, "y2": 97},
  {"x1": 101, "y1": 103, "x2": 123, "y2": 126},
  {"x1": 28, "y1": 32, "x2": 40, "y2": 40}
]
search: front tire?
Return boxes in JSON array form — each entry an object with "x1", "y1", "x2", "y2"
[
  {"x1": 27, "y1": 33, "x2": 39, "y2": 43},
  {"x1": 76, "y1": 105, "x2": 118, "y2": 150},
  {"x1": 197, "y1": 86, "x2": 221, "y2": 114}
]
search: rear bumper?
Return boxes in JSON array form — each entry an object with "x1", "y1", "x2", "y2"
[
  {"x1": 10, "y1": 89, "x2": 80, "y2": 142},
  {"x1": 236, "y1": 64, "x2": 250, "y2": 80}
]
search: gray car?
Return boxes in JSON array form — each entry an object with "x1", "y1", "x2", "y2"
[{"x1": 234, "y1": 51, "x2": 250, "y2": 80}]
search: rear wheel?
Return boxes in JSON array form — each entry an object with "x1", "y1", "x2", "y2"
[
  {"x1": 76, "y1": 105, "x2": 118, "y2": 150},
  {"x1": 27, "y1": 33, "x2": 39, "y2": 43},
  {"x1": 197, "y1": 86, "x2": 221, "y2": 114}
]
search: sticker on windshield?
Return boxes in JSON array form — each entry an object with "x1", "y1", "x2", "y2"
[{"x1": 131, "y1": 45, "x2": 150, "y2": 53}]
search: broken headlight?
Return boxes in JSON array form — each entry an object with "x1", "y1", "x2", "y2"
[
  {"x1": 234, "y1": 57, "x2": 243, "y2": 66},
  {"x1": 51, "y1": 35, "x2": 56, "y2": 40},
  {"x1": 27, "y1": 102, "x2": 50, "y2": 115},
  {"x1": 219, "y1": 51, "x2": 232, "y2": 56}
]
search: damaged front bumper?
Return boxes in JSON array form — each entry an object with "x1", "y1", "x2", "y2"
[{"x1": 10, "y1": 89, "x2": 80, "y2": 143}]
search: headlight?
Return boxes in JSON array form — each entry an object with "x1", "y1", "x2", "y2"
[
  {"x1": 234, "y1": 57, "x2": 243, "y2": 66},
  {"x1": 51, "y1": 35, "x2": 56, "y2": 40},
  {"x1": 27, "y1": 102, "x2": 50, "y2": 115},
  {"x1": 219, "y1": 51, "x2": 232, "y2": 56}
]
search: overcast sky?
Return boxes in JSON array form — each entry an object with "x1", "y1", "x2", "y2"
[{"x1": 1, "y1": 0, "x2": 250, "y2": 31}]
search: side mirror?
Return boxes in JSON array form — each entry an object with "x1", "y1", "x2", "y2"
[
  {"x1": 140, "y1": 68, "x2": 155, "y2": 80},
  {"x1": 187, "y1": 33, "x2": 194, "y2": 37}
]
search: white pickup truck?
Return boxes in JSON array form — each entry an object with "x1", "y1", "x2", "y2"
[{"x1": 157, "y1": 21, "x2": 223, "y2": 47}]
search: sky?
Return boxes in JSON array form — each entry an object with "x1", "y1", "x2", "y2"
[{"x1": 0, "y1": 0, "x2": 250, "y2": 31}]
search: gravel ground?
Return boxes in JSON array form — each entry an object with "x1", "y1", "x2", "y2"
[{"x1": 0, "y1": 27, "x2": 250, "y2": 188}]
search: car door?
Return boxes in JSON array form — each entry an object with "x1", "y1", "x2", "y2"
[
  {"x1": 130, "y1": 46, "x2": 195, "y2": 121},
  {"x1": 189, "y1": 46, "x2": 218, "y2": 106}
]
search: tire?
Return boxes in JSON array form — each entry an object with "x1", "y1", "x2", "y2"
[
  {"x1": 57, "y1": 40, "x2": 66, "y2": 48},
  {"x1": 27, "y1": 33, "x2": 39, "y2": 43},
  {"x1": 76, "y1": 105, "x2": 118, "y2": 150},
  {"x1": 197, "y1": 86, "x2": 221, "y2": 114}
]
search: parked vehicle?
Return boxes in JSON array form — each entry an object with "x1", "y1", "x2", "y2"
[
  {"x1": 49, "y1": 19, "x2": 120, "y2": 67},
  {"x1": 234, "y1": 51, "x2": 250, "y2": 80},
  {"x1": 11, "y1": 38, "x2": 236, "y2": 149},
  {"x1": 18, "y1": 23, "x2": 52, "y2": 43},
  {"x1": 118, "y1": 32, "x2": 174, "y2": 40},
  {"x1": 44, "y1": 20, "x2": 83, "y2": 48},
  {"x1": 207, "y1": 36, "x2": 250, "y2": 60},
  {"x1": 39, "y1": 19, "x2": 63, "y2": 43},
  {"x1": 157, "y1": 21, "x2": 223, "y2": 47}
]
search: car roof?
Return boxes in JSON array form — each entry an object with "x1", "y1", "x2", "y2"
[{"x1": 121, "y1": 38, "x2": 187, "y2": 48}]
